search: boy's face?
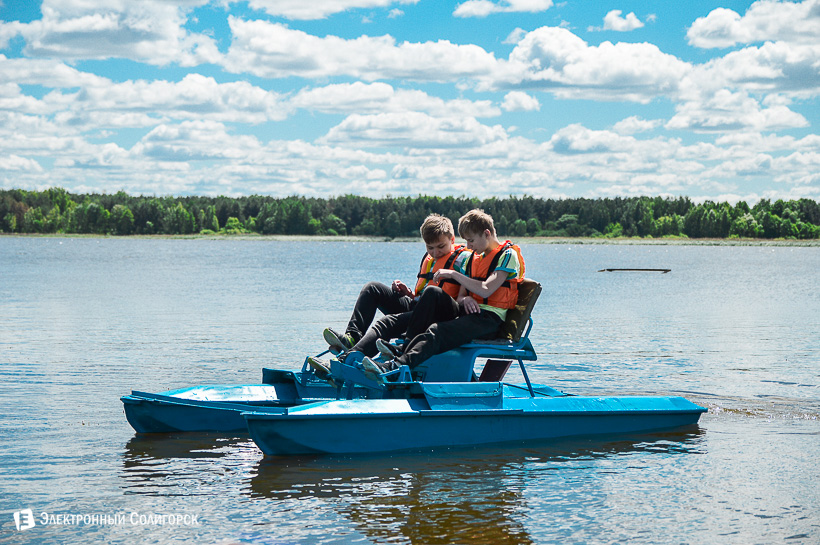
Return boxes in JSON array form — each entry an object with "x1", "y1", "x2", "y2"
[
  {"x1": 463, "y1": 229, "x2": 492, "y2": 253},
  {"x1": 425, "y1": 234, "x2": 455, "y2": 259}
]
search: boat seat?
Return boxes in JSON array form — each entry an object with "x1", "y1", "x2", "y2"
[{"x1": 413, "y1": 278, "x2": 542, "y2": 383}]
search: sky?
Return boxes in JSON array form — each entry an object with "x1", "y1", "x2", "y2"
[{"x1": 0, "y1": 0, "x2": 818, "y2": 203}]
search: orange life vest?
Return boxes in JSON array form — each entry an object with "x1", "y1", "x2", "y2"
[
  {"x1": 466, "y1": 240, "x2": 525, "y2": 309},
  {"x1": 414, "y1": 244, "x2": 469, "y2": 299}
]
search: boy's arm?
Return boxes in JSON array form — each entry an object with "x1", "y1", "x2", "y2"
[{"x1": 435, "y1": 268, "x2": 508, "y2": 299}]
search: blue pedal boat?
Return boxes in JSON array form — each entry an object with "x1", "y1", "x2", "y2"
[
  {"x1": 241, "y1": 280, "x2": 708, "y2": 456},
  {"x1": 122, "y1": 279, "x2": 707, "y2": 451}
]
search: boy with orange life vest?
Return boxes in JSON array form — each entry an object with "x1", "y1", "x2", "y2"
[
  {"x1": 362, "y1": 209, "x2": 524, "y2": 382},
  {"x1": 312, "y1": 214, "x2": 470, "y2": 379}
]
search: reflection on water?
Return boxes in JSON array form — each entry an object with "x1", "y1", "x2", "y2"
[
  {"x1": 121, "y1": 434, "x2": 260, "y2": 496},
  {"x1": 247, "y1": 429, "x2": 707, "y2": 499},
  {"x1": 117, "y1": 429, "x2": 705, "y2": 544},
  {"x1": 245, "y1": 430, "x2": 704, "y2": 545},
  {"x1": 123, "y1": 433, "x2": 251, "y2": 462}
]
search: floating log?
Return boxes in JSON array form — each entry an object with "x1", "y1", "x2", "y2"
[{"x1": 598, "y1": 268, "x2": 671, "y2": 273}]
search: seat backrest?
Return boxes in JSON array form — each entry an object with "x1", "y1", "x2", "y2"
[{"x1": 496, "y1": 278, "x2": 542, "y2": 342}]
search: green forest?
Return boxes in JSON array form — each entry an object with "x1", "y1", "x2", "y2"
[{"x1": 2, "y1": 188, "x2": 820, "y2": 240}]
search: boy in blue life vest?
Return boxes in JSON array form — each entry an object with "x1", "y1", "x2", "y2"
[
  {"x1": 309, "y1": 214, "x2": 470, "y2": 381},
  {"x1": 361, "y1": 208, "x2": 524, "y2": 382}
]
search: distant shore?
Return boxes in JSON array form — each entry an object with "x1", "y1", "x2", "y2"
[{"x1": 2, "y1": 232, "x2": 819, "y2": 246}]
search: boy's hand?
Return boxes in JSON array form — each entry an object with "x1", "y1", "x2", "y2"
[
  {"x1": 432, "y1": 269, "x2": 453, "y2": 283},
  {"x1": 460, "y1": 297, "x2": 480, "y2": 314},
  {"x1": 392, "y1": 280, "x2": 413, "y2": 297}
]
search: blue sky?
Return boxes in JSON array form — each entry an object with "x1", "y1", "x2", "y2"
[{"x1": 0, "y1": 0, "x2": 818, "y2": 203}]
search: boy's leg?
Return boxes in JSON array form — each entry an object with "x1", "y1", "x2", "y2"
[
  {"x1": 348, "y1": 311, "x2": 413, "y2": 358},
  {"x1": 395, "y1": 310, "x2": 502, "y2": 369},
  {"x1": 345, "y1": 281, "x2": 413, "y2": 342},
  {"x1": 402, "y1": 286, "x2": 460, "y2": 341}
]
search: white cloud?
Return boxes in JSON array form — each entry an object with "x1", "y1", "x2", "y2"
[
  {"x1": 0, "y1": 83, "x2": 55, "y2": 115},
  {"x1": 503, "y1": 28, "x2": 528, "y2": 45},
  {"x1": 0, "y1": 55, "x2": 109, "y2": 88},
  {"x1": 602, "y1": 10, "x2": 644, "y2": 32},
  {"x1": 0, "y1": 111, "x2": 64, "y2": 144},
  {"x1": 1, "y1": 0, "x2": 221, "y2": 65},
  {"x1": 133, "y1": 120, "x2": 261, "y2": 162},
  {"x1": 243, "y1": 0, "x2": 418, "y2": 21},
  {"x1": 454, "y1": 0, "x2": 553, "y2": 18},
  {"x1": 291, "y1": 82, "x2": 500, "y2": 118},
  {"x1": 0, "y1": 20, "x2": 24, "y2": 49},
  {"x1": 77, "y1": 74, "x2": 288, "y2": 124},
  {"x1": 321, "y1": 112, "x2": 509, "y2": 149},
  {"x1": 501, "y1": 91, "x2": 540, "y2": 111},
  {"x1": 548, "y1": 124, "x2": 637, "y2": 154},
  {"x1": 613, "y1": 116, "x2": 663, "y2": 134},
  {"x1": 497, "y1": 26, "x2": 691, "y2": 102},
  {"x1": 222, "y1": 18, "x2": 499, "y2": 81},
  {"x1": 687, "y1": 41, "x2": 820, "y2": 99},
  {"x1": 0, "y1": 64, "x2": 289, "y2": 132},
  {"x1": 0, "y1": 155, "x2": 44, "y2": 172},
  {"x1": 668, "y1": 88, "x2": 808, "y2": 133},
  {"x1": 715, "y1": 132, "x2": 820, "y2": 153},
  {"x1": 687, "y1": 0, "x2": 820, "y2": 48}
]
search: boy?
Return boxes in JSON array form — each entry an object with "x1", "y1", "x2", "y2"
[
  {"x1": 362, "y1": 209, "x2": 524, "y2": 382},
  {"x1": 309, "y1": 214, "x2": 469, "y2": 379}
]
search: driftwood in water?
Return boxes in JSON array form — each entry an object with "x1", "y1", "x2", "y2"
[{"x1": 598, "y1": 268, "x2": 671, "y2": 273}]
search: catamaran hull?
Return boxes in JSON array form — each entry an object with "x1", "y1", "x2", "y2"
[
  {"x1": 122, "y1": 392, "x2": 271, "y2": 433},
  {"x1": 121, "y1": 369, "x2": 348, "y2": 433},
  {"x1": 243, "y1": 396, "x2": 707, "y2": 455}
]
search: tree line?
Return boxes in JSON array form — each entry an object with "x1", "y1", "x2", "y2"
[{"x1": 2, "y1": 188, "x2": 819, "y2": 240}]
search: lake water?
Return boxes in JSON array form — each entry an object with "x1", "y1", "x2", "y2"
[{"x1": 1, "y1": 237, "x2": 818, "y2": 544}]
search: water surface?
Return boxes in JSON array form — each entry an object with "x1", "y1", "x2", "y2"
[{"x1": 1, "y1": 237, "x2": 818, "y2": 543}]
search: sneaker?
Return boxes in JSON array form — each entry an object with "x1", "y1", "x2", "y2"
[
  {"x1": 307, "y1": 356, "x2": 337, "y2": 388},
  {"x1": 361, "y1": 356, "x2": 398, "y2": 384},
  {"x1": 376, "y1": 338, "x2": 402, "y2": 360},
  {"x1": 323, "y1": 327, "x2": 355, "y2": 354}
]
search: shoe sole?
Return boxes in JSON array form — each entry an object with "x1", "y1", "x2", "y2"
[
  {"x1": 375, "y1": 341, "x2": 396, "y2": 360},
  {"x1": 307, "y1": 358, "x2": 330, "y2": 378},
  {"x1": 323, "y1": 329, "x2": 351, "y2": 353},
  {"x1": 307, "y1": 359, "x2": 338, "y2": 388},
  {"x1": 361, "y1": 359, "x2": 386, "y2": 384}
]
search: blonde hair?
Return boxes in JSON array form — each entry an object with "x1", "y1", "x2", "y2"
[
  {"x1": 419, "y1": 214, "x2": 455, "y2": 243},
  {"x1": 458, "y1": 209, "x2": 495, "y2": 237}
]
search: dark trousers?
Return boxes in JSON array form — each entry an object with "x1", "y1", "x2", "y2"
[
  {"x1": 351, "y1": 311, "x2": 412, "y2": 358},
  {"x1": 351, "y1": 285, "x2": 458, "y2": 358},
  {"x1": 403, "y1": 285, "x2": 460, "y2": 340},
  {"x1": 397, "y1": 309, "x2": 503, "y2": 369},
  {"x1": 393, "y1": 286, "x2": 503, "y2": 369},
  {"x1": 345, "y1": 281, "x2": 414, "y2": 342}
]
